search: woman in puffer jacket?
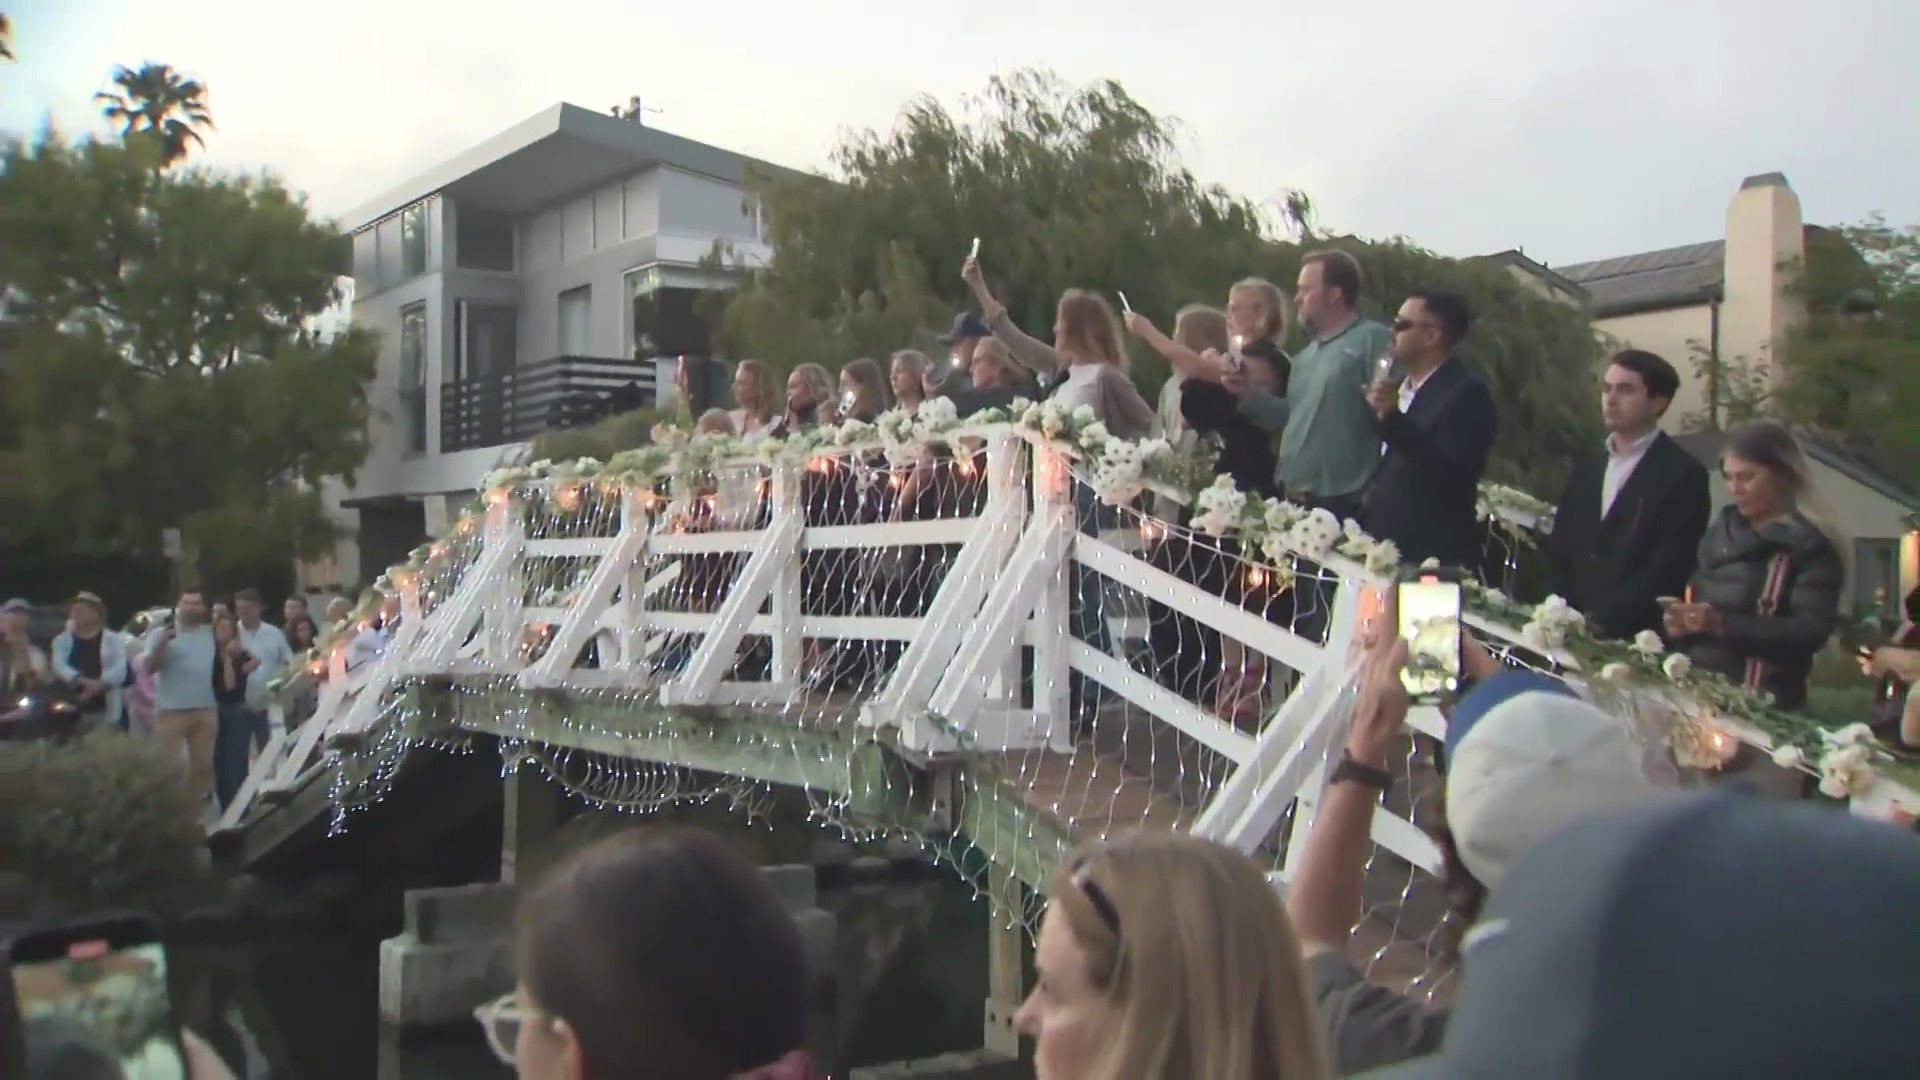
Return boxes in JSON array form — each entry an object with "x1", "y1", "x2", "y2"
[{"x1": 1664, "y1": 420, "x2": 1845, "y2": 712}]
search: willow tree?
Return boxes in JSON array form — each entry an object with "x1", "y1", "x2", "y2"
[{"x1": 708, "y1": 69, "x2": 1603, "y2": 496}]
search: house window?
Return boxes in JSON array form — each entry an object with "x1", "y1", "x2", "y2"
[
  {"x1": 399, "y1": 303, "x2": 428, "y2": 453},
  {"x1": 624, "y1": 264, "x2": 716, "y2": 359},
  {"x1": 456, "y1": 207, "x2": 515, "y2": 271},
  {"x1": 558, "y1": 286, "x2": 592, "y2": 357},
  {"x1": 457, "y1": 302, "x2": 517, "y2": 380},
  {"x1": 1855, "y1": 539, "x2": 1900, "y2": 620},
  {"x1": 400, "y1": 203, "x2": 429, "y2": 278}
]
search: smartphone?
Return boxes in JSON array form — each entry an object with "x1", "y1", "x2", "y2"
[
  {"x1": 1655, "y1": 595, "x2": 1682, "y2": 608},
  {"x1": 2, "y1": 913, "x2": 187, "y2": 1079},
  {"x1": 1396, "y1": 568, "x2": 1464, "y2": 703}
]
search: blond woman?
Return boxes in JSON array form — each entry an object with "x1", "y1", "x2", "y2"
[{"x1": 1016, "y1": 832, "x2": 1327, "y2": 1079}]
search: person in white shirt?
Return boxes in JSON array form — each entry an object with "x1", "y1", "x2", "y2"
[{"x1": 1544, "y1": 349, "x2": 1710, "y2": 640}]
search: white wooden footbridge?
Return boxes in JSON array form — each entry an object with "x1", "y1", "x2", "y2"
[{"x1": 216, "y1": 416, "x2": 1919, "y2": 1013}]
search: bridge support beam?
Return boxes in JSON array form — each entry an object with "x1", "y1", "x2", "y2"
[
  {"x1": 501, "y1": 766, "x2": 569, "y2": 885},
  {"x1": 377, "y1": 882, "x2": 519, "y2": 1030},
  {"x1": 982, "y1": 874, "x2": 1026, "y2": 1060},
  {"x1": 375, "y1": 864, "x2": 840, "y2": 1053}
]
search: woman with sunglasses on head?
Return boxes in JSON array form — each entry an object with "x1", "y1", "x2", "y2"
[
  {"x1": 481, "y1": 827, "x2": 816, "y2": 1080},
  {"x1": 1015, "y1": 831, "x2": 1327, "y2": 1079}
]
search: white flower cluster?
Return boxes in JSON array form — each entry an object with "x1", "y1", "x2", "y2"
[
  {"x1": 913, "y1": 395, "x2": 959, "y2": 438},
  {"x1": 1772, "y1": 723, "x2": 1879, "y2": 799},
  {"x1": 1520, "y1": 594, "x2": 1587, "y2": 653},
  {"x1": 483, "y1": 458, "x2": 556, "y2": 491},
  {"x1": 1334, "y1": 516, "x2": 1400, "y2": 574},
  {"x1": 1190, "y1": 475, "x2": 1247, "y2": 536}
]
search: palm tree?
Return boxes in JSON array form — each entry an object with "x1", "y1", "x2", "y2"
[{"x1": 94, "y1": 62, "x2": 214, "y2": 166}]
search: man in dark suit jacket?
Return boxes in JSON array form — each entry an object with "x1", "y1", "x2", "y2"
[
  {"x1": 1546, "y1": 349, "x2": 1711, "y2": 640},
  {"x1": 1359, "y1": 290, "x2": 1499, "y2": 568}
]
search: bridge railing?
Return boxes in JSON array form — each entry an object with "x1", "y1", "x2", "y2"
[{"x1": 230, "y1": 414, "x2": 1916, "y2": 1002}]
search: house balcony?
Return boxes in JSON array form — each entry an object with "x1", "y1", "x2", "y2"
[{"x1": 439, "y1": 355, "x2": 658, "y2": 453}]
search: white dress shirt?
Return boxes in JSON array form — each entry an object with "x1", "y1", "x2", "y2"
[
  {"x1": 1601, "y1": 429, "x2": 1660, "y2": 518},
  {"x1": 1382, "y1": 363, "x2": 1442, "y2": 456}
]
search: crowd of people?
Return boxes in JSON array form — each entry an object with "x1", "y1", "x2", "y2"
[
  {"x1": 455, "y1": 598, "x2": 1918, "y2": 1080},
  {"x1": 7, "y1": 237, "x2": 1920, "y2": 1079},
  {"x1": 655, "y1": 246, "x2": 1916, "y2": 747},
  {"x1": 0, "y1": 587, "x2": 334, "y2": 830}
]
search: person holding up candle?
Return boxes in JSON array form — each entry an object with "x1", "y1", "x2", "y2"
[{"x1": 1663, "y1": 421, "x2": 1845, "y2": 715}]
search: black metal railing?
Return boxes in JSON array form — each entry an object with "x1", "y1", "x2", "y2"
[{"x1": 439, "y1": 355, "x2": 659, "y2": 453}]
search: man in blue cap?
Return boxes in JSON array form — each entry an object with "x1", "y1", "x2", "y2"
[
  {"x1": 933, "y1": 311, "x2": 991, "y2": 398},
  {"x1": 1365, "y1": 790, "x2": 1920, "y2": 1077},
  {"x1": 1288, "y1": 641, "x2": 1666, "y2": 1076}
]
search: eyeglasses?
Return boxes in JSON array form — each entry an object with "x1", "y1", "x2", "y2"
[{"x1": 474, "y1": 992, "x2": 527, "y2": 1065}]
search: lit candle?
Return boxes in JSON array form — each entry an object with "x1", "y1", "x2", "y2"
[{"x1": 1683, "y1": 586, "x2": 1694, "y2": 604}]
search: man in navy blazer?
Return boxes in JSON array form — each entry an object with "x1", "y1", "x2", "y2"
[
  {"x1": 1545, "y1": 349, "x2": 1710, "y2": 640},
  {"x1": 1358, "y1": 291, "x2": 1498, "y2": 569}
]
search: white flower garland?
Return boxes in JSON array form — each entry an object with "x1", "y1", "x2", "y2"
[{"x1": 300, "y1": 400, "x2": 1911, "y2": 814}]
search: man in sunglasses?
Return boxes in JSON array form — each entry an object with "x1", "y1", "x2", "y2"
[{"x1": 1358, "y1": 291, "x2": 1497, "y2": 569}]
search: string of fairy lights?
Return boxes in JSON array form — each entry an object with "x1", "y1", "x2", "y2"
[{"x1": 270, "y1": 405, "x2": 1898, "y2": 951}]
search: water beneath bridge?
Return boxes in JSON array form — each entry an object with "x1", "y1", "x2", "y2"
[{"x1": 188, "y1": 871, "x2": 989, "y2": 1078}]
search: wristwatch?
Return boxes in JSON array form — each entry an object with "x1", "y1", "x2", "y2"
[{"x1": 1329, "y1": 751, "x2": 1393, "y2": 792}]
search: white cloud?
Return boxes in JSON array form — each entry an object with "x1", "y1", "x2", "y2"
[{"x1": 3, "y1": 0, "x2": 1914, "y2": 264}]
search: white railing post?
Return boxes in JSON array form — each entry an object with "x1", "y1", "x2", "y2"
[
  {"x1": 768, "y1": 462, "x2": 804, "y2": 687},
  {"x1": 1028, "y1": 444, "x2": 1073, "y2": 742},
  {"x1": 484, "y1": 493, "x2": 526, "y2": 665},
  {"x1": 618, "y1": 487, "x2": 652, "y2": 670},
  {"x1": 983, "y1": 433, "x2": 1028, "y2": 702}
]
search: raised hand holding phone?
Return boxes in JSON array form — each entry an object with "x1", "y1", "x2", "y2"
[
  {"x1": 1396, "y1": 567, "x2": 1464, "y2": 703},
  {"x1": 5, "y1": 912, "x2": 189, "y2": 1079}
]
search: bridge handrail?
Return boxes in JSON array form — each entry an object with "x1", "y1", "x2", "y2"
[{"x1": 269, "y1": 398, "x2": 1915, "y2": 818}]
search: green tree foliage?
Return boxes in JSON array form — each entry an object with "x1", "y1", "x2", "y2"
[
  {"x1": 0, "y1": 133, "x2": 377, "y2": 593},
  {"x1": 1773, "y1": 216, "x2": 1920, "y2": 482},
  {"x1": 94, "y1": 61, "x2": 214, "y2": 167},
  {"x1": 705, "y1": 70, "x2": 1602, "y2": 496}
]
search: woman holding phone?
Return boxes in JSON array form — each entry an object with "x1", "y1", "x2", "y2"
[
  {"x1": 209, "y1": 611, "x2": 261, "y2": 809},
  {"x1": 1663, "y1": 420, "x2": 1844, "y2": 790}
]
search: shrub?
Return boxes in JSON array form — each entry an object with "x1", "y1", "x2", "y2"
[
  {"x1": 0, "y1": 733, "x2": 213, "y2": 917},
  {"x1": 529, "y1": 405, "x2": 674, "y2": 463}
]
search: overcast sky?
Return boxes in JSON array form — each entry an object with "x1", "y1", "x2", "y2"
[{"x1": 2, "y1": 0, "x2": 1914, "y2": 267}]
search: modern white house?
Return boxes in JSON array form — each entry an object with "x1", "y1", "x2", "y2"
[{"x1": 305, "y1": 103, "x2": 785, "y2": 591}]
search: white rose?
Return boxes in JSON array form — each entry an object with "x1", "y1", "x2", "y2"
[
  {"x1": 1661, "y1": 653, "x2": 1692, "y2": 680},
  {"x1": 1770, "y1": 745, "x2": 1808, "y2": 769},
  {"x1": 1631, "y1": 630, "x2": 1665, "y2": 656},
  {"x1": 1599, "y1": 662, "x2": 1632, "y2": 682},
  {"x1": 1826, "y1": 722, "x2": 1876, "y2": 749}
]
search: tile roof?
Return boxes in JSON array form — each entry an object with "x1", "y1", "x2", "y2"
[{"x1": 1556, "y1": 240, "x2": 1725, "y2": 317}]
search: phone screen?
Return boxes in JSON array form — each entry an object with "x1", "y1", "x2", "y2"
[
  {"x1": 1397, "y1": 575, "x2": 1463, "y2": 701},
  {"x1": 7, "y1": 922, "x2": 186, "y2": 1079}
]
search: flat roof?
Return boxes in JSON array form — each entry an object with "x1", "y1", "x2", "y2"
[{"x1": 340, "y1": 103, "x2": 803, "y2": 231}]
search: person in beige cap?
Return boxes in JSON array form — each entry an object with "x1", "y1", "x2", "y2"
[{"x1": 50, "y1": 591, "x2": 130, "y2": 732}]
